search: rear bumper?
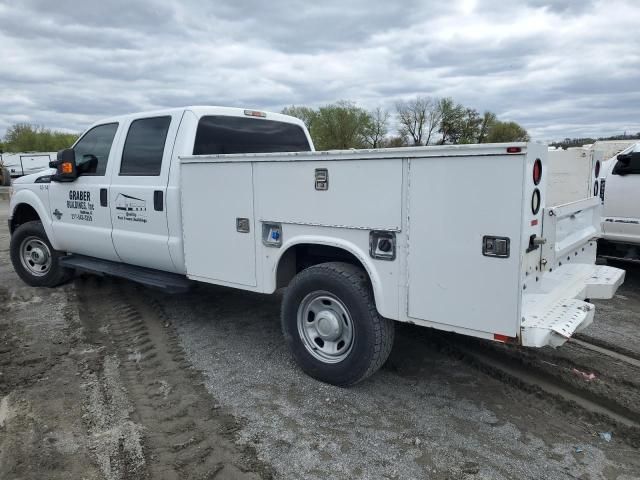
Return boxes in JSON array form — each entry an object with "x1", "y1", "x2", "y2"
[{"x1": 520, "y1": 264, "x2": 625, "y2": 347}]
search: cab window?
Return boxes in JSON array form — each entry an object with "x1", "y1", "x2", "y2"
[
  {"x1": 193, "y1": 116, "x2": 311, "y2": 155},
  {"x1": 73, "y1": 123, "x2": 118, "y2": 176},
  {"x1": 119, "y1": 116, "x2": 171, "y2": 176},
  {"x1": 612, "y1": 152, "x2": 640, "y2": 175}
]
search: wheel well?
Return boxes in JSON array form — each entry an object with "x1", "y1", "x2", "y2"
[
  {"x1": 9, "y1": 203, "x2": 40, "y2": 234},
  {"x1": 276, "y1": 243, "x2": 368, "y2": 289}
]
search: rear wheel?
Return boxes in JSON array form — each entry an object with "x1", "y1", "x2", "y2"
[
  {"x1": 10, "y1": 221, "x2": 73, "y2": 287},
  {"x1": 281, "y1": 262, "x2": 394, "y2": 386},
  {"x1": 0, "y1": 167, "x2": 11, "y2": 186}
]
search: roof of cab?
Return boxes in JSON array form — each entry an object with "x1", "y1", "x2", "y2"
[{"x1": 85, "y1": 106, "x2": 306, "y2": 132}]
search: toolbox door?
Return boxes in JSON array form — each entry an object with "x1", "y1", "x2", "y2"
[{"x1": 180, "y1": 162, "x2": 257, "y2": 287}]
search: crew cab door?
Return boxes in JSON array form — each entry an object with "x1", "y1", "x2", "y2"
[
  {"x1": 48, "y1": 123, "x2": 121, "y2": 261},
  {"x1": 602, "y1": 149, "x2": 640, "y2": 243},
  {"x1": 109, "y1": 113, "x2": 181, "y2": 273}
]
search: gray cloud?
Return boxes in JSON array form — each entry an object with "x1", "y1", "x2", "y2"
[{"x1": 0, "y1": 0, "x2": 639, "y2": 142}]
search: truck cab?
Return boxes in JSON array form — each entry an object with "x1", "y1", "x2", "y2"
[
  {"x1": 599, "y1": 143, "x2": 640, "y2": 260},
  {"x1": 9, "y1": 106, "x2": 313, "y2": 275}
]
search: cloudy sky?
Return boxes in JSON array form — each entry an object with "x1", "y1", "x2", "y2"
[{"x1": 1, "y1": 0, "x2": 639, "y2": 142}]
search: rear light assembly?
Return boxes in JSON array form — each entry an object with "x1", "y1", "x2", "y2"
[
  {"x1": 506, "y1": 146, "x2": 522, "y2": 154},
  {"x1": 594, "y1": 160, "x2": 601, "y2": 178},
  {"x1": 533, "y1": 158, "x2": 542, "y2": 185},
  {"x1": 594, "y1": 180, "x2": 599, "y2": 197}
]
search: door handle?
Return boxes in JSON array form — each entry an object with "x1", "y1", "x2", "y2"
[
  {"x1": 154, "y1": 190, "x2": 163, "y2": 211},
  {"x1": 100, "y1": 188, "x2": 108, "y2": 207}
]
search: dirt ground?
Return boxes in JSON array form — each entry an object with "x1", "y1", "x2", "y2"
[{"x1": 1, "y1": 197, "x2": 639, "y2": 479}]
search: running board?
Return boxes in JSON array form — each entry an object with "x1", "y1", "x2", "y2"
[{"x1": 60, "y1": 255, "x2": 192, "y2": 293}]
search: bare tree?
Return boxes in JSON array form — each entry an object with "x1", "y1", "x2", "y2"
[
  {"x1": 395, "y1": 96, "x2": 441, "y2": 145},
  {"x1": 364, "y1": 107, "x2": 390, "y2": 148}
]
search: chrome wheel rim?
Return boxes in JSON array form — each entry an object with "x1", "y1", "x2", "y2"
[
  {"x1": 20, "y1": 236, "x2": 52, "y2": 277},
  {"x1": 297, "y1": 291, "x2": 354, "y2": 363}
]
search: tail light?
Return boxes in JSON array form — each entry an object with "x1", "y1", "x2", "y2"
[
  {"x1": 595, "y1": 160, "x2": 601, "y2": 178},
  {"x1": 533, "y1": 158, "x2": 542, "y2": 185},
  {"x1": 593, "y1": 180, "x2": 599, "y2": 197}
]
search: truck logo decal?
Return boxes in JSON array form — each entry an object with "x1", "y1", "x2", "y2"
[
  {"x1": 116, "y1": 193, "x2": 147, "y2": 223},
  {"x1": 67, "y1": 190, "x2": 94, "y2": 222},
  {"x1": 53, "y1": 209, "x2": 62, "y2": 220}
]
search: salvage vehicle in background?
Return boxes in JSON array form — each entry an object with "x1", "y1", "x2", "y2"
[
  {"x1": 0, "y1": 151, "x2": 57, "y2": 185},
  {"x1": 598, "y1": 143, "x2": 640, "y2": 261},
  {"x1": 6, "y1": 106, "x2": 625, "y2": 386}
]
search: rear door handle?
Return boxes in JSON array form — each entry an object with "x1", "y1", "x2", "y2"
[
  {"x1": 100, "y1": 188, "x2": 108, "y2": 207},
  {"x1": 154, "y1": 190, "x2": 163, "y2": 211}
]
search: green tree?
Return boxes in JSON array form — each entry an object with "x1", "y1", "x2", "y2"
[
  {"x1": 3, "y1": 123, "x2": 78, "y2": 152},
  {"x1": 281, "y1": 105, "x2": 316, "y2": 131},
  {"x1": 437, "y1": 97, "x2": 466, "y2": 144},
  {"x1": 486, "y1": 121, "x2": 530, "y2": 143},
  {"x1": 477, "y1": 111, "x2": 497, "y2": 143},
  {"x1": 310, "y1": 101, "x2": 371, "y2": 150},
  {"x1": 458, "y1": 108, "x2": 483, "y2": 144}
]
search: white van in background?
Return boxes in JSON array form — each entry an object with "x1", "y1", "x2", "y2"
[{"x1": 599, "y1": 143, "x2": 640, "y2": 261}]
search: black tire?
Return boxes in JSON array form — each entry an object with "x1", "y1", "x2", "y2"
[
  {"x1": 0, "y1": 167, "x2": 10, "y2": 186},
  {"x1": 10, "y1": 221, "x2": 73, "y2": 287},
  {"x1": 281, "y1": 262, "x2": 394, "y2": 386}
]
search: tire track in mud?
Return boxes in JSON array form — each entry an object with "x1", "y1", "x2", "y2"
[
  {"x1": 431, "y1": 332, "x2": 640, "y2": 447},
  {"x1": 76, "y1": 277, "x2": 273, "y2": 480}
]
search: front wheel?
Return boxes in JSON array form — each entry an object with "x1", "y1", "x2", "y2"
[
  {"x1": 10, "y1": 221, "x2": 73, "y2": 287},
  {"x1": 281, "y1": 262, "x2": 394, "y2": 386}
]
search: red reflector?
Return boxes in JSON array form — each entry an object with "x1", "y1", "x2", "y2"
[
  {"x1": 595, "y1": 160, "x2": 601, "y2": 178},
  {"x1": 494, "y1": 334, "x2": 511, "y2": 343},
  {"x1": 533, "y1": 158, "x2": 542, "y2": 185},
  {"x1": 531, "y1": 219, "x2": 538, "y2": 226},
  {"x1": 506, "y1": 147, "x2": 521, "y2": 153}
]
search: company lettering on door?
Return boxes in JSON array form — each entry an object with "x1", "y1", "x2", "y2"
[{"x1": 67, "y1": 190, "x2": 94, "y2": 222}]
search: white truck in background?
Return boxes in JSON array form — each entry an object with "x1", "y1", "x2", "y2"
[
  {"x1": 6, "y1": 106, "x2": 625, "y2": 386},
  {"x1": 598, "y1": 143, "x2": 640, "y2": 261},
  {"x1": 0, "y1": 151, "x2": 57, "y2": 185},
  {"x1": 546, "y1": 140, "x2": 637, "y2": 207}
]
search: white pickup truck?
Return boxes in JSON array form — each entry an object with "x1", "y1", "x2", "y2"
[
  {"x1": 598, "y1": 143, "x2": 640, "y2": 260},
  {"x1": 7, "y1": 106, "x2": 625, "y2": 386}
]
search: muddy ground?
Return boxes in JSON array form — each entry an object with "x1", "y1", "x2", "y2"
[{"x1": 1, "y1": 197, "x2": 639, "y2": 479}]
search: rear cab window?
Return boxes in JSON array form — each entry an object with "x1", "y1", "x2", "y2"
[{"x1": 193, "y1": 116, "x2": 311, "y2": 155}]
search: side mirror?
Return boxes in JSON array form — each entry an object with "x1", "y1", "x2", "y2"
[{"x1": 51, "y1": 148, "x2": 78, "y2": 182}]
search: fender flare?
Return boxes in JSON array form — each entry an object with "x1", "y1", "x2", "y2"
[
  {"x1": 271, "y1": 234, "x2": 386, "y2": 314},
  {"x1": 10, "y1": 189, "x2": 59, "y2": 249}
]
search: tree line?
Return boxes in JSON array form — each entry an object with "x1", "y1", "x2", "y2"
[
  {"x1": 1, "y1": 98, "x2": 530, "y2": 154},
  {"x1": 549, "y1": 132, "x2": 640, "y2": 150},
  {"x1": 0, "y1": 124, "x2": 78, "y2": 153},
  {"x1": 283, "y1": 97, "x2": 530, "y2": 150}
]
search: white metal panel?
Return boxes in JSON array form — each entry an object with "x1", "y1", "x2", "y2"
[
  {"x1": 254, "y1": 160, "x2": 402, "y2": 230},
  {"x1": 546, "y1": 148, "x2": 591, "y2": 206},
  {"x1": 181, "y1": 162, "x2": 257, "y2": 286},
  {"x1": 407, "y1": 154, "x2": 524, "y2": 336}
]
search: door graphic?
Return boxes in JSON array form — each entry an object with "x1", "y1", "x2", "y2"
[{"x1": 115, "y1": 193, "x2": 147, "y2": 222}]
